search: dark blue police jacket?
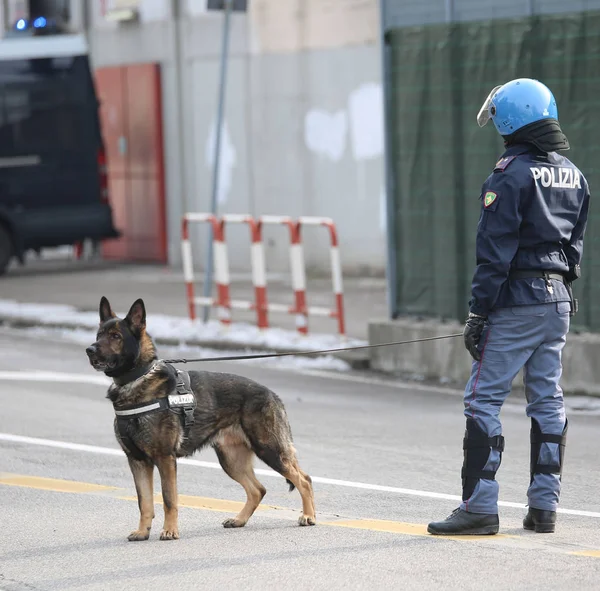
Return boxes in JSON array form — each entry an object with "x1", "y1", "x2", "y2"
[{"x1": 469, "y1": 143, "x2": 590, "y2": 316}]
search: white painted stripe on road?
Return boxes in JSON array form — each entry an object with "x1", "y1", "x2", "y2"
[
  {"x1": 0, "y1": 367, "x2": 588, "y2": 419},
  {"x1": 266, "y1": 365, "x2": 466, "y2": 398},
  {"x1": 0, "y1": 371, "x2": 110, "y2": 386},
  {"x1": 0, "y1": 433, "x2": 123, "y2": 456},
  {"x1": 1, "y1": 432, "x2": 599, "y2": 518},
  {"x1": 0, "y1": 367, "x2": 457, "y2": 397}
]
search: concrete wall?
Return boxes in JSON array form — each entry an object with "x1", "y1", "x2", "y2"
[
  {"x1": 369, "y1": 318, "x2": 600, "y2": 397},
  {"x1": 85, "y1": 0, "x2": 386, "y2": 276}
]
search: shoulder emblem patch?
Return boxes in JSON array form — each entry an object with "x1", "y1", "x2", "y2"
[
  {"x1": 494, "y1": 155, "x2": 517, "y2": 172},
  {"x1": 484, "y1": 191, "x2": 498, "y2": 208}
]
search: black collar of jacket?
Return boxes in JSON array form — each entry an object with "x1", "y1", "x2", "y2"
[
  {"x1": 112, "y1": 361, "x2": 155, "y2": 387},
  {"x1": 503, "y1": 119, "x2": 570, "y2": 153},
  {"x1": 501, "y1": 143, "x2": 535, "y2": 158}
]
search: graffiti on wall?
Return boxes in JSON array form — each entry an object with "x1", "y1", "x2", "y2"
[
  {"x1": 304, "y1": 83, "x2": 383, "y2": 163},
  {"x1": 205, "y1": 119, "x2": 237, "y2": 205},
  {"x1": 304, "y1": 109, "x2": 348, "y2": 162},
  {"x1": 304, "y1": 82, "x2": 386, "y2": 230}
]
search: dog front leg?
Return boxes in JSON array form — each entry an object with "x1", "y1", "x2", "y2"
[
  {"x1": 127, "y1": 457, "x2": 155, "y2": 541},
  {"x1": 156, "y1": 454, "x2": 179, "y2": 540}
]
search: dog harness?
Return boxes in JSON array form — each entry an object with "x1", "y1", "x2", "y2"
[{"x1": 113, "y1": 367, "x2": 196, "y2": 462}]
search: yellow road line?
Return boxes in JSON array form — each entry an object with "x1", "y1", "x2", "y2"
[
  {"x1": 1, "y1": 472, "x2": 599, "y2": 559},
  {"x1": 571, "y1": 550, "x2": 600, "y2": 558},
  {"x1": 118, "y1": 493, "x2": 272, "y2": 513},
  {"x1": 323, "y1": 518, "x2": 517, "y2": 541},
  {"x1": 0, "y1": 473, "x2": 117, "y2": 494}
]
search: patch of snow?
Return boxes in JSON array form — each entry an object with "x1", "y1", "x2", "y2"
[
  {"x1": 11, "y1": 326, "x2": 353, "y2": 373},
  {"x1": 0, "y1": 299, "x2": 365, "y2": 353},
  {"x1": 165, "y1": 341, "x2": 351, "y2": 372}
]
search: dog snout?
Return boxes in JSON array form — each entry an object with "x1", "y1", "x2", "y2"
[{"x1": 86, "y1": 345, "x2": 97, "y2": 358}]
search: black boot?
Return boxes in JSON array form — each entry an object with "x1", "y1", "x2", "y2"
[
  {"x1": 428, "y1": 508, "x2": 499, "y2": 535},
  {"x1": 523, "y1": 507, "x2": 556, "y2": 533}
]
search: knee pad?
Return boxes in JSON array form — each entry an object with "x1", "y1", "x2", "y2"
[
  {"x1": 530, "y1": 418, "x2": 568, "y2": 480},
  {"x1": 462, "y1": 418, "x2": 505, "y2": 501}
]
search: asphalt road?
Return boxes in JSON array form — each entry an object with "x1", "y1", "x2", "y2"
[{"x1": 1, "y1": 326, "x2": 600, "y2": 590}]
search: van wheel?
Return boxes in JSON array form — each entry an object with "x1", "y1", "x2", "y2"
[{"x1": 0, "y1": 224, "x2": 13, "y2": 275}]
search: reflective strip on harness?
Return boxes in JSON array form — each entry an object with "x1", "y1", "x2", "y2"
[{"x1": 115, "y1": 402, "x2": 162, "y2": 417}]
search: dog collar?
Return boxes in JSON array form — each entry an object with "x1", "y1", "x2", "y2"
[{"x1": 112, "y1": 361, "x2": 156, "y2": 387}]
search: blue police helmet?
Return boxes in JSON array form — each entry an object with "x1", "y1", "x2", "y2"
[{"x1": 477, "y1": 78, "x2": 558, "y2": 136}]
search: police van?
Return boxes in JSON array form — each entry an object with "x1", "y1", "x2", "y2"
[{"x1": 0, "y1": 19, "x2": 118, "y2": 274}]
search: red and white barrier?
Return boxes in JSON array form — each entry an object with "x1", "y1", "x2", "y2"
[
  {"x1": 221, "y1": 214, "x2": 269, "y2": 330},
  {"x1": 181, "y1": 213, "x2": 230, "y2": 323},
  {"x1": 181, "y1": 213, "x2": 346, "y2": 336},
  {"x1": 259, "y1": 215, "x2": 309, "y2": 334},
  {"x1": 299, "y1": 217, "x2": 345, "y2": 337}
]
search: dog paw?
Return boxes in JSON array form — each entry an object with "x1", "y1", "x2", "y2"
[
  {"x1": 222, "y1": 517, "x2": 246, "y2": 528},
  {"x1": 298, "y1": 515, "x2": 316, "y2": 526},
  {"x1": 128, "y1": 529, "x2": 150, "y2": 541},
  {"x1": 159, "y1": 529, "x2": 180, "y2": 540}
]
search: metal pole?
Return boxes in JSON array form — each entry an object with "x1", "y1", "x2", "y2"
[
  {"x1": 173, "y1": 0, "x2": 188, "y2": 253},
  {"x1": 444, "y1": 0, "x2": 454, "y2": 22},
  {"x1": 202, "y1": 0, "x2": 233, "y2": 323},
  {"x1": 526, "y1": 0, "x2": 534, "y2": 17},
  {"x1": 379, "y1": 0, "x2": 399, "y2": 319}
]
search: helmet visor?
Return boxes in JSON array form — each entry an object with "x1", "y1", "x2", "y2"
[{"x1": 477, "y1": 85, "x2": 503, "y2": 128}]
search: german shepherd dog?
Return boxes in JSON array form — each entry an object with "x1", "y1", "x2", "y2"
[{"x1": 86, "y1": 297, "x2": 315, "y2": 541}]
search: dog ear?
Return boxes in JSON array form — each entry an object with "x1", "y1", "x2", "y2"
[
  {"x1": 125, "y1": 299, "x2": 146, "y2": 332},
  {"x1": 99, "y1": 296, "x2": 115, "y2": 323}
]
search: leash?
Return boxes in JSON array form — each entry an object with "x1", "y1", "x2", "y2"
[{"x1": 162, "y1": 332, "x2": 463, "y2": 364}]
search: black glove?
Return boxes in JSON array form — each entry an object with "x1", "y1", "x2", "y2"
[
  {"x1": 464, "y1": 313, "x2": 487, "y2": 362},
  {"x1": 565, "y1": 264, "x2": 581, "y2": 284}
]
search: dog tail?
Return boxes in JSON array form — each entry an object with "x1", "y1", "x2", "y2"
[{"x1": 286, "y1": 479, "x2": 295, "y2": 492}]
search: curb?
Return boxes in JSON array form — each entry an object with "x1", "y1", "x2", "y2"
[
  {"x1": 0, "y1": 316, "x2": 371, "y2": 371},
  {"x1": 369, "y1": 318, "x2": 600, "y2": 399}
]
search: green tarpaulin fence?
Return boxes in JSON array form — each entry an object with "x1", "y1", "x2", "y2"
[{"x1": 385, "y1": 11, "x2": 600, "y2": 330}]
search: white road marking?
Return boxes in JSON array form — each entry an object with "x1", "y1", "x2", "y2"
[
  {"x1": 0, "y1": 368, "x2": 548, "y2": 416},
  {"x1": 0, "y1": 365, "x2": 464, "y2": 397},
  {"x1": 0, "y1": 370, "x2": 110, "y2": 386},
  {"x1": 1, "y1": 432, "x2": 600, "y2": 519},
  {"x1": 1, "y1": 327, "x2": 599, "y2": 414},
  {"x1": 268, "y1": 365, "x2": 465, "y2": 396}
]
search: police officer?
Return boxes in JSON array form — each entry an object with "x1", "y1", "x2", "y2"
[{"x1": 428, "y1": 79, "x2": 590, "y2": 535}]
